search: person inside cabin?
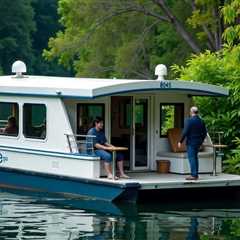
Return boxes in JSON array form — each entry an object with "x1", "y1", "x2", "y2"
[
  {"x1": 33, "y1": 119, "x2": 46, "y2": 139},
  {"x1": 39, "y1": 119, "x2": 46, "y2": 139},
  {"x1": 3, "y1": 116, "x2": 18, "y2": 136},
  {"x1": 87, "y1": 116, "x2": 130, "y2": 180},
  {"x1": 178, "y1": 106, "x2": 207, "y2": 180}
]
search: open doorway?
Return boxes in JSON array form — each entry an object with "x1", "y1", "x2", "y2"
[
  {"x1": 111, "y1": 96, "x2": 149, "y2": 171},
  {"x1": 111, "y1": 96, "x2": 132, "y2": 170},
  {"x1": 134, "y1": 98, "x2": 149, "y2": 169}
]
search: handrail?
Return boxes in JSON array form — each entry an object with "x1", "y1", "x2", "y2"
[
  {"x1": 207, "y1": 131, "x2": 226, "y2": 176},
  {"x1": 65, "y1": 134, "x2": 96, "y2": 155},
  {"x1": 208, "y1": 131, "x2": 224, "y2": 145}
]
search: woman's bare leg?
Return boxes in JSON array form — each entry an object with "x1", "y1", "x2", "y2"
[
  {"x1": 104, "y1": 162, "x2": 113, "y2": 178},
  {"x1": 117, "y1": 161, "x2": 130, "y2": 178}
]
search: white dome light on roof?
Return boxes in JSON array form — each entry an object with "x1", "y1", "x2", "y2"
[
  {"x1": 12, "y1": 60, "x2": 27, "y2": 77},
  {"x1": 155, "y1": 64, "x2": 167, "y2": 81}
]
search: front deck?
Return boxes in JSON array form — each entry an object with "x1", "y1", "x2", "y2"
[{"x1": 97, "y1": 172, "x2": 240, "y2": 190}]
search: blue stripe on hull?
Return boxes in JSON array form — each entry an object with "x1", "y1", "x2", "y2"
[{"x1": 0, "y1": 168, "x2": 140, "y2": 202}]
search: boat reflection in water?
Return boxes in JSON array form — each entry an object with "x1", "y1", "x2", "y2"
[{"x1": 0, "y1": 189, "x2": 240, "y2": 240}]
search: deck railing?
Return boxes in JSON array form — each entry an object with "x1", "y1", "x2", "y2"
[
  {"x1": 65, "y1": 134, "x2": 96, "y2": 155},
  {"x1": 209, "y1": 131, "x2": 224, "y2": 145}
]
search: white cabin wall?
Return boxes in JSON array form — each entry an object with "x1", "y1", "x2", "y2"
[
  {"x1": 0, "y1": 96, "x2": 73, "y2": 152},
  {"x1": 64, "y1": 101, "x2": 77, "y2": 134}
]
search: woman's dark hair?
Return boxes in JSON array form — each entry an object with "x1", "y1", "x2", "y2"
[
  {"x1": 92, "y1": 116, "x2": 103, "y2": 127},
  {"x1": 8, "y1": 116, "x2": 17, "y2": 126}
]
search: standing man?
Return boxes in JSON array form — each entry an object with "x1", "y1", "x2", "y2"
[
  {"x1": 87, "y1": 117, "x2": 129, "y2": 180},
  {"x1": 178, "y1": 106, "x2": 207, "y2": 180}
]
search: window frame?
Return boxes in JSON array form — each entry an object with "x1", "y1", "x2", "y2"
[
  {"x1": 160, "y1": 103, "x2": 184, "y2": 138},
  {"x1": 77, "y1": 103, "x2": 105, "y2": 135},
  {"x1": 23, "y1": 103, "x2": 47, "y2": 140},
  {"x1": 0, "y1": 102, "x2": 19, "y2": 138}
]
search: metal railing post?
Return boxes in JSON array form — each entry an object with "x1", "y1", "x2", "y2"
[
  {"x1": 65, "y1": 134, "x2": 73, "y2": 153},
  {"x1": 65, "y1": 134, "x2": 96, "y2": 155}
]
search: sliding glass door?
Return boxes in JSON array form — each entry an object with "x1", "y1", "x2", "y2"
[
  {"x1": 111, "y1": 96, "x2": 150, "y2": 170},
  {"x1": 132, "y1": 97, "x2": 149, "y2": 170}
]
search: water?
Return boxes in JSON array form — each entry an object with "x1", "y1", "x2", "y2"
[{"x1": 0, "y1": 189, "x2": 240, "y2": 240}]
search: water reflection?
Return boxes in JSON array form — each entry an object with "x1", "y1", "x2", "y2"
[
  {"x1": 0, "y1": 189, "x2": 240, "y2": 240},
  {"x1": 186, "y1": 217, "x2": 199, "y2": 240}
]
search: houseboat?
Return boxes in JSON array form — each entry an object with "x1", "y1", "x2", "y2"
[{"x1": 0, "y1": 60, "x2": 239, "y2": 202}]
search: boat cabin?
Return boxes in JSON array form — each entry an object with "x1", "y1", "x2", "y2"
[{"x1": 0, "y1": 62, "x2": 228, "y2": 181}]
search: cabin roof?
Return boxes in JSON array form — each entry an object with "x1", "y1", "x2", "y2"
[{"x1": 0, "y1": 75, "x2": 228, "y2": 98}]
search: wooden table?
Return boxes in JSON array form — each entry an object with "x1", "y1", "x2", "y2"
[
  {"x1": 107, "y1": 147, "x2": 128, "y2": 180},
  {"x1": 204, "y1": 144, "x2": 227, "y2": 176}
]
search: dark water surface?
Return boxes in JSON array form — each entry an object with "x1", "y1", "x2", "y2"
[{"x1": 0, "y1": 189, "x2": 240, "y2": 240}]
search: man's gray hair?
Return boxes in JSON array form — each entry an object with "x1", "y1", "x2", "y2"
[{"x1": 190, "y1": 106, "x2": 199, "y2": 114}]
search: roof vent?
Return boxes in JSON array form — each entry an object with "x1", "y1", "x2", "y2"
[
  {"x1": 155, "y1": 64, "x2": 167, "y2": 81},
  {"x1": 12, "y1": 60, "x2": 27, "y2": 78}
]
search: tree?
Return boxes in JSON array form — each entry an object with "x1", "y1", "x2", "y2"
[
  {"x1": 110, "y1": 0, "x2": 227, "y2": 52},
  {"x1": 44, "y1": 0, "x2": 235, "y2": 78},
  {"x1": 187, "y1": 0, "x2": 226, "y2": 51},
  {"x1": 222, "y1": 0, "x2": 240, "y2": 46},
  {"x1": 44, "y1": 0, "x2": 193, "y2": 78},
  {"x1": 0, "y1": 0, "x2": 35, "y2": 74},
  {"x1": 31, "y1": 0, "x2": 72, "y2": 76}
]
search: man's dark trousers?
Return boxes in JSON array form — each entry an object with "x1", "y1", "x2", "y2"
[
  {"x1": 180, "y1": 115, "x2": 207, "y2": 178},
  {"x1": 187, "y1": 144, "x2": 200, "y2": 177}
]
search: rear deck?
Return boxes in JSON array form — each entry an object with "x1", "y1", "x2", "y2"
[{"x1": 97, "y1": 172, "x2": 240, "y2": 190}]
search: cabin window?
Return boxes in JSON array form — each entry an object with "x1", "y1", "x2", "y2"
[
  {"x1": 0, "y1": 102, "x2": 19, "y2": 137},
  {"x1": 160, "y1": 103, "x2": 184, "y2": 137},
  {"x1": 77, "y1": 104, "x2": 105, "y2": 134},
  {"x1": 23, "y1": 104, "x2": 46, "y2": 139}
]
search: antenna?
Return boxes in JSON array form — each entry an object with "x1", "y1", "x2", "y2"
[
  {"x1": 12, "y1": 60, "x2": 27, "y2": 78},
  {"x1": 155, "y1": 64, "x2": 167, "y2": 81}
]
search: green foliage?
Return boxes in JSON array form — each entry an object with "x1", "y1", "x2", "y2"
[
  {"x1": 45, "y1": 0, "x2": 240, "y2": 77},
  {"x1": 172, "y1": 50, "x2": 225, "y2": 84},
  {"x1": 222, "y1": 0, "x2": 240, "y2": 45},
  {"x1": 200, "y1": 218, "x2": 240, "y2": 239},
  {"x1": 150, "y1": 23, "x2": 191, "y2": 79},
  {"x1": 161, "y1": 106, "x2": 175, "y2": 136},
  {"x1": 228, "y1": 219, "x2": 240, "y2": 237},
  {"x1": 32, "y1": 0, "x2": 72, "y2": 76},
  {"x1": 172, "y1": 43, "x2": 240, "y2": 172},
  {"x1": 0, "y1": 0, "x2": 71, "y2": 76},
  {"x1": 0, "y1": 0, "x2": 35, "y2": 74},
  {"x1": 224, "y1": 138, "x2": 240, "y2": 174},
  {"x1": 186, "y1": 0, "x2": 224, "y2": 50},
  {"x1": 173, "y1": 47, "x2": 240, "y2": 142},
  {"x1": 44, "y1": 0, "x2": 193, "y2": 78},
  {"x1": 187, "y1": 0, "x2": 219, "y2": 29}
]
